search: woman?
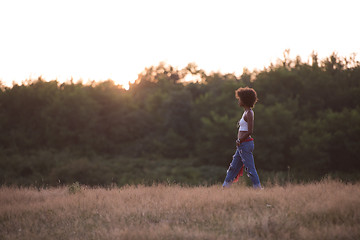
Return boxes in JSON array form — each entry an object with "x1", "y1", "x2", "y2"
[{"x1": 222, "y1": 87, "x2": 262, "y2": 189}]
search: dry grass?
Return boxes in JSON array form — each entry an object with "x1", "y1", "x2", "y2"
[{"x1": 1, "y1": 180, "x2": 360, "y2": 240}]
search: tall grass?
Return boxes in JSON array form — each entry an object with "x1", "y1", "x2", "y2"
[{"x1": 1, "y1": 179, "x2": 359, "y2": 240}]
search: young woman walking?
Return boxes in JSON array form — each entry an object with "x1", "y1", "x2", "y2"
[{"x1": 222, "y1": 87, "x2": 262, "y2": 189}]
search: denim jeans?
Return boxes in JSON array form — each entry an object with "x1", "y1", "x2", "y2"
[{"x1": 223, "y1": 140, "x2": 261, "y2": 188}]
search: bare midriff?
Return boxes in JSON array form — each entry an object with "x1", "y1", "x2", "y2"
[{"x1": 238, "y1": 131, "x2": 251, "y2": 141}]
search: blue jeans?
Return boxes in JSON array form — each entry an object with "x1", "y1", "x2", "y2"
[{"x1": 223, "y1": 140, "x2": 261, "y2": 188}]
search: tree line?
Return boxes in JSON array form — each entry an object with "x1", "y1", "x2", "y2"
[{"x1": 1, "y1": 52, "x2": 360, "y2": 186}]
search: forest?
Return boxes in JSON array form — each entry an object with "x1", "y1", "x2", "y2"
[{"x1": 1, "y1": 52, "x2": 360, "y2": 186}]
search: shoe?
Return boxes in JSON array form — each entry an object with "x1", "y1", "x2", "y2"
[
  {"x1": 222, "y1": 181, "x2": 232, "y2": 188},
  {"x1": 253, "y1": 184, "x2": 263, "y2": 190}
]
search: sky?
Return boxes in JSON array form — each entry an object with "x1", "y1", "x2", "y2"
[{"x1": 0, "y1": 0, "x2": 359, "y2": 89}]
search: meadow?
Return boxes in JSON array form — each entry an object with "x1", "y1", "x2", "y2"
[{"x1": 1, "y1": 179, "x2": 359, "y2": 240}]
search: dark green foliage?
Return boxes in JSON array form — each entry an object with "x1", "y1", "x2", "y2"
[{"x1": 0, "y1": 53, "x2": 360, "y2": 186}]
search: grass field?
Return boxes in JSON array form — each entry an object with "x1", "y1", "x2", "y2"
[{"x1": 1, "y1": 179, "x2": 359, "y2": 240}]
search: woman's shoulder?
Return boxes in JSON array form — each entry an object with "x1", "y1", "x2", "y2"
[
  {"x1": 246, "y1": 109, "x2": 254, "y2": 117},
  {"x1": 245, "y1": 109, "x2": 254, "y2": 114}
]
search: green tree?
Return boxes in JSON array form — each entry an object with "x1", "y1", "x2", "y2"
[{"x1": 292, "y1": 108, "x2": 360, "y2": 172}]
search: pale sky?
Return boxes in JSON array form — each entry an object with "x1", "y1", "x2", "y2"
[{"x1": 0, "y1": 0, "x2": 359, "y2": 89}]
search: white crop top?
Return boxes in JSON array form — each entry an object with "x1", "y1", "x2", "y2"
[{"x1": 238, "y1": 110, "x2": 252, "y2": 132}]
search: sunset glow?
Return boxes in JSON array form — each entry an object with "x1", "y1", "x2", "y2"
[{"x1": 0, "y1": 0, "x2": 359, "y2": 88}]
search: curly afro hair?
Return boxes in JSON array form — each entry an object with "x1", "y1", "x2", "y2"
[{"x1": 235, "y1": 87, "x2": 258, "y2": 108}]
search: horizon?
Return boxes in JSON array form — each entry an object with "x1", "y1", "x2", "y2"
[
  {"x1": 1, "y1": 0, "x2": 359, "y2": 89},
  {"x1": 1, "y1": 51, "x2": 359, "y2": 90}
]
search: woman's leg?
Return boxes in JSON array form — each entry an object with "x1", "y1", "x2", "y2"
[
  {"x1": 239, "y1": 141, "x2": 262, "y2": 188},
  {"x1": 223, "y1": 148, "x2": 243, "y2": 187}
]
